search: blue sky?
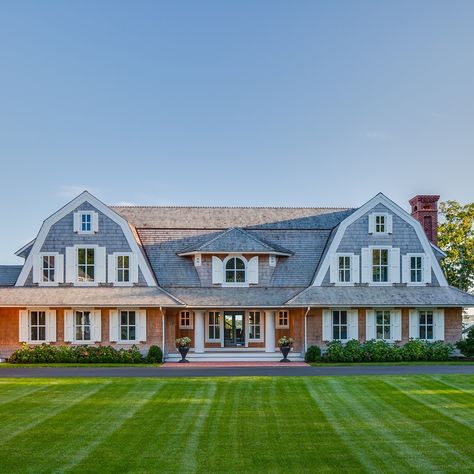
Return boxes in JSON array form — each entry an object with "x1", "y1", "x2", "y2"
[{"x1": 1, "y1": 1, "x2": 473, "y2": 263}]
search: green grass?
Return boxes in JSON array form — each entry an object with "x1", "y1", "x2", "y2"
[
  {"x1": 309, "y1": 360, "x2": 474, "y2": 366},
  {"x1": 0, "y1": 375, "x2": 473, "y2": 473},
  {"x1": 0, "y1": 363, "x2": 161, "y2": 368}
]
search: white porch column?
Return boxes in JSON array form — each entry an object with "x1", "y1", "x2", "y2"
[
  {"x1": 194, "y1": 310, "x2": 205, "y2": 353},
  {"x1": 265, "y1": 311, "x2": 276, "y2": 352}
]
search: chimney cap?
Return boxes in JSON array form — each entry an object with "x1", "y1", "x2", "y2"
[{"x1": 409, "y1": 195, "x2": 440, "y2": 206}]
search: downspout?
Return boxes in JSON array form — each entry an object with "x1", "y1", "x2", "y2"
[{"x1": 304, "y1": 306, "x2": 311, "y2": 354}]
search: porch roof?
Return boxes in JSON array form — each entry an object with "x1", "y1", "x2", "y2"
[{"x1": 285, "y1": 286, "x2": 474, "y2": 307}]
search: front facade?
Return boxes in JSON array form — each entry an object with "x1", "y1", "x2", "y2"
[{"x1": 1, "y1": 192, "x2": 473, "y2": 361}]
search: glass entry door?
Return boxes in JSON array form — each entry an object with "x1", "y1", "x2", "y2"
[{"x1": 224, "y1": 312, "x2": 245, "y2": 346}]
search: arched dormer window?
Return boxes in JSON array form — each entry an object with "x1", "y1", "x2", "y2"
[{"x1": 225, "y1": 256, "x2": 246, "y2": 283}]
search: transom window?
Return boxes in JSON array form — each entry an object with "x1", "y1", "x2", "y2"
[
  {"x1": 374, "y1": 214, "x2": 386, "y2": 233},
  {"x1": 225, "y1": 257, "x2": 246, "y2": 283},
  {"x1": 338, "y1": 256, "x2": 351, "y2": 282},
  {"x1": 249, "y1": 311, "x2": 261, "y2": 339},
  {"x1": 42, "y1": 255, "x2": 55, "y2": 283},
  {"x1": 376, "y1": 310, "x2": 391, "y2": 340},
  {"x1": 180, "y1": 311, "x2": 192, "y2": 328},
  {"x1": 372, "y1": 249, "x2": 389, "y2": 282},
  {"x1": 117, "y1": 255, "x2": 130, "y2": 283},
  {"x1": 332, "y1": 310, "x2": 348, "y2": 340},
  {"x1": 277, "y1": 311, "x2": 289, "y2": 328},
  {"x1": 30, "y1": 311, "x2": 46, "y2": 341},
  {"x1": 80, "y1": 212, "x2": 93, "y2": 233},
  {"x1": 410, "y1": 256, "x2": 423, "y2": 283},
  {"x1": 75, "y1": 310, "x2": 91, "y2": 341},
  {"x1": 120, "y1": 310, "x2": 136, "y2": 341},
  {"x1": 208, "y1": 311, "x2": 221, "y2": 340},
  {"x1": 77, "y1": 248, "x2": 95, "y2": 282},
  {"x1": 419, "y1": 310, "x2": 434, "y2": 340}
]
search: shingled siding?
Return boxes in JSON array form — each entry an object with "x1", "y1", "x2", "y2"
[
  {"x1": 321, "y1": 202, "x2": 438, "y2": 285},
  {"x1": 25, "y1": 202, "x2": 146, "y2": 285}
]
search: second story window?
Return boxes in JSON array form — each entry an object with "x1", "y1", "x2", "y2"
[
  {"x1": 338, "y1": 256, "x2": 351, "y2": 283},
  {"x1": 42, "y1": 255, "x2": 55, "y2": 283},
  {"x1": 77, "y1": 248, "x2": 95, "y2": 282},
  {"x1": 117, "y1": 255, "x2": 130, "y2": 283},
  {"x1": 81, "y1": 212, "x2": 92, "y2": 232},
  {"x1": 74, "y1": 210, "x2": 98, "y2": 234},
  {"x1": 372, "y1": 248, "x2": 389, "y2": 283},
  {"x1": 375, "y1": 214, "x2": 386, "y2": 233},
  {"x1": 410, "y1": 256, "x2": 423, "y2": 283},
  {"x1": 225, "y1": 257, "x2": 246, "y2": 283}
]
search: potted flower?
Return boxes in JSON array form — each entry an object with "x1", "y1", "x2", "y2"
[
  {"x1": 278, "y1": 336, "x2": 294, "y2": 362},
  {"x1": 176, "y1": 337, "x2": 192, "y2": 363}
]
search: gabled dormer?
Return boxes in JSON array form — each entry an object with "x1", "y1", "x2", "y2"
[{"x1": 176, "y1": 227, "x2": 293, "y2": 287}]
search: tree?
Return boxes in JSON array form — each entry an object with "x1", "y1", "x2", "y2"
[{"x1": 438, "y1": 200, "x2": 474, "y2": 292}]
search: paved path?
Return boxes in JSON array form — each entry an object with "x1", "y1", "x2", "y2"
[{"x1": 0, "y1": 364, "x2": 473, "y2": 378}]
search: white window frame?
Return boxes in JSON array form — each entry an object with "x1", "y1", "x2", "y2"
[
  {"x1": 118, "y1": 309, "x2": 138, "y2": 343},
  {"x1": 28, "y1": 309, "x2": 47, "y2": 343},
  {"x1": 248, "y1": 310, "x2": 263, "y2": 341},
  {"x1": 375, "y1": 309, "x2": 391, "y2": 341},
  {"x1": 207, "y1": 311, "x2": 221, "y2": 342},
  {"x1": 78, "y1": 211, "x2": 94, "y2": 234},
  {"x1": 276, "y1": 310, "x2": 289, "y2": 329},
  {"x1": 76, "y1": 246, "x2": 96, "y2": 285},
  {"x1": 222, "y1": 255, "x2": 248, "y2": 287},
  {"x1": 40, "y1": 254, "x2": 56, "y2": 285},
  {"x1": 337, "y1": 254, "x2": 352, "y2": 284},
  {"x1": 179, "y1": 311, "x2": 193, "y2": 329},
  {"x1": 373, "y1": 213, "x2": 388, "y2": 234},
  {"x1": 408, "y1": 253, "x2": 424, "y2": 285},
  {"x1": 332, "y1": 309, "x2": 349, "y2": 342},
  {"x1": 418, "y1": 309, "x2": 434, "y2": 341},
  {"x1": 370, "y1": 246, "x2": 391, "y2": 285},
  {"x1": 116, "y1": 253, "x2": 131, "y2": 285},
  {"x1": 73, "y1": 309, "x2": 93, "y2": 342},
  {"x1": 36, "y1": 252, "x2": 62, "y2": 286}
]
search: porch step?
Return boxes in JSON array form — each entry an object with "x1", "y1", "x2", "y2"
[{"x1": 165, "y1": 351, "x2": 304, "y2": 362}]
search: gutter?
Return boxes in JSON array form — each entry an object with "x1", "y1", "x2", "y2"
[{"x1": 304, "y1": 306, "x2": 311, "y2": 354}]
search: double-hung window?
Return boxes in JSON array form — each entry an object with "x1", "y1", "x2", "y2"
[
  {"x1": 81, "y1": 212, "x2": 92, "y2": 232},
  {"x1": 30, "y1": 311, "x2": 46, "y2": 342},
  {"x1": 42, "y1": 255, "x2": 55, "y2": 283},
  {"x1": 338, "y1": 256, "x2": 351, "y2": 283},
  {"x1": 419, "y1": 310, "x2": 434, "y2": 340},
  {"x1": 277, "y1": 311, "x2": 289, "y2": 329},
  {"x1": 374, "y1": 214, "x2": 386, "y2": 233},
  {"x1": 75, "y1": 310, "x2": 91, "y2": 341},
  {"x1": 117, "y1": 255, "x2": 130, "y2": 283},
  {"x1": 77, "y1": 248, "x2": 95, "y2": 282},
  {"x1": 372, "y1": 248, "x2": 389, "y2": 283},
  {"x1": 180, "y1": 311, "x2": 192, "y2": 329},
  {"x1": 208, "y1": 311, "x2": 221, "y2": 341},
  {"x1": 120, "y1": 310, "x2": 136, "y2": 341},
  {"x1": 249, "y1": 311, "x2": 261, "y2": 340},
  {"x1": 332, "y1": 310, "x2": 348, "y2": 340},
  {"x1": 375, "y1": 310, "x2": 391, "y2": 340},
  {"x1": 410, "y1": 256, "x2": 423, "y2": 283}
]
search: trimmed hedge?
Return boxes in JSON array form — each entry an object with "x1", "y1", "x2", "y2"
[
  {"x1": 457, "y1": 327, "x2": 474, "y2": 357},
  {"x1": 8, "y1": 343, "x2": 147, "y2": 364},
  {"x1": 305, "y1": 345, "x2": 322, "y2": 362},
  {"x1": 145, "y1": 345, "x2": 163, "y2": 363},
  {"x1": 324, "y1": 339, "x2": 454, "y2": 363}
]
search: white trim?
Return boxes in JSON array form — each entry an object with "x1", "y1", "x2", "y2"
[
  {"x1": 111, "y1": 252, "x2": 136, "y2": 286},
  {"x1": 75, "y1": 210, "x2": 97, "y2": 235},
  {"x1": 368, "y1": 245, "x2": 392, "y2": 286},
  {"x1": 205, "y1": 310, "x2": 222, "y2": 343},
  {"x1": 116, "y1": 308, "x2": 141, "y2": 344},
  {"x1": 405, "y1": 253, "x2": 427, "y2": 286},
  {"x1": 16, "y1": 191, "x2": 157, "y2": 287},
  {"x1": 248, "y1": 310, "x2": 264, "y2": 342},
  {"x1": 371, "y1": 212, "x2": 390, "y2": 235},
  {"x1": 35, "y1": 252, "x2": 62, "y2": 287},
  {"x1": 312, "y1": 193, "x2": 448, "y2": 286},
  {"x1": 179, "y1": 310, "x2": 193, "y2": 329},
  {"x1": 221, "y1": 254, "x2": 249, "y2": 287}
]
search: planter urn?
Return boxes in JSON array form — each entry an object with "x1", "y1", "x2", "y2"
[
  {"x1": 178, "y1": 346, "x2": 190, "y2": 363},
  {"x1": 280, "y1": 345, "x2": 291, "y2": 362}
]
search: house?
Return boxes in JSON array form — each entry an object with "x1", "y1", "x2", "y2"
[{"x1": 0, "y1": 191, "x2": 473, "y2": 362}]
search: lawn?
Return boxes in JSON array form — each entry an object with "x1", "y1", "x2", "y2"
[{"x1": 0, "y1": 375, "x2": 473, "y2": 473}]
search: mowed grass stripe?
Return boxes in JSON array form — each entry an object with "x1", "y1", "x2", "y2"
[{"x1": 0, "y1": 379, "x2": 58, "y2": 406}]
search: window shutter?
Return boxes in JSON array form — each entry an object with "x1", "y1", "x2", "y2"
[
  {"x1": 32, "y1": 255, "x2": 41, "y2": 284},
  {"x1": 348, "y1": 310, "x2": 359, "y2": 340},
  {"x1": 423, "y1": 256, "x2": 431, "y2": 284},
  {"x1": 56, "y1": 254, "x2": 64, "y2": 284},
  {"x1": 387, "y1": 214, "x2": 393, "y2": 234},
  {"x1": 73, "y1": 212, "x2": 80, "y2": 232},
  {"x1": 109, "y1": 310, "x2": 119, "y2": 342},
  {"x1": 352, "y1": 255, "x2": 360, "y2": 283},
  {"x1": 212, "y1": 256, "x2": 223, "y2": 284},
  {"x1": 95, "y1": 247, "x2": 106, "y2": 283},
  {"x1": 330, "y1": 255, "x2": 338, "y2": 284},
  {"x1": 92, "y1": 310, "x2": 102, "y2": 342},
  {"x1": 65, "y1": 247, "x2": 76, "y2": 283},
  {"x1": 19, "y1": 310, "x2": 29, "y2": 342},
  {"x1": 409, "y1": 310, "x2": 419, "y2": 339},
  {"x1": 107, "y1": 254, "x2": 116, "y2": 284},
  {"x1": 247, "y1": 256, "x2": 259, "y2": 284},
  {"x1": 322, "y1": 309, "x2": 332, "y2": 341},
  {"x1": 130, "y1": 254, "x2": 139, "y2": 284},
  {"x1": 64, "y1": 310, "x2": 74, "y2": 342},
  {"x1": 390, "y1": 248, "x2": 400, "y2": 283},
  {"x1": 434, "y1": 309, "x2": 445, "y2": 341},
  {"x1": 368, "y1": 214, "x2": 374, "y2": 234},
  {"x1": 391, "y1": 310, "x2": 402, "y2": 341},
  {"x1": 46, "y1": 310, "x2": 57, "y2": 342},
  {"x1": 92, "y1": 212, "x2": 99, "y2": 233},
  {"x1": 365, "y1": 310, "x2": 375, "y2": 340},
  {"x1": 361, "y1": 248, "x2": 371, "y2": 283},
  {"x1": 138, "y1": 310, "x2": 147, "y2": 342},
  {"x1": 402, "y1": 255, "x2": 410, "y2": 284}
]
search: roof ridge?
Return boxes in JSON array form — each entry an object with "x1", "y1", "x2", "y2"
[{"x1": 111, "y1": 205, "x2": 354, "y2": 210}]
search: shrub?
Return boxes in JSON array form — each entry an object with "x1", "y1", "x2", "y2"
[
  {"x1": 426, "y1": 341, "x2": 453, "y2": 361},
  {"x1": 457, "y1": 327, "x2": 474, "y2": 357},
  {"x1": 325, "y1": 340, "x2": 347, "y2": 362},
  {"x1": 146, "y1": 345, "x2": 163, "y2": 363},
  {"x1": 305, "y1": 345, "x2": 321, "y2": 362},
  {"x1": 400, "y1": 339, "x2": 428, "y2": 361},
  {"x1": 343, "y1": 339, "x2": 364, "y2": 362}
]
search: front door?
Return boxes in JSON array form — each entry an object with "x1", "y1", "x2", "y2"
[{"x1": 224, "y1": 312, "x2": 245, "y2": 346}]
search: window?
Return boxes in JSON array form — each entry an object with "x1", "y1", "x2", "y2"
[
  {"x1": 419, "y1": 310, "x2": 434, "y2": 340},
  {"x1": 332, "y1": 310, "x2": 348, "y2": 340},
  {"x1": 77, "y1": 248, "x2": 95, "y2": 282},
  {"x1": 375, "y1": 214, "x2": 386, "y2": 233},
  {"x1": 75, "y1": 310, "x2": 91, "y2": 341},
  {"x1": 249, "y1": 311, "x2": 261, "y2": 339},
  {"x1": 30, "y1": 311, "x2": 46, "y2": 341},
  {"x1": 376, "y1": 310, "x2": 391, "y2": 340},
  {"x1": 410, "y1": 256, "x2": 423, "y2": 283},
  {"x1": 117, "y1": 255, "x2": 130, "y2": 283},
  {"x1": 208, "y1": 311, "x2": 221, "y2": 340},
  {"x1": 120, "y1": 310, "x2": 136, "y2": 341},
  {"x1": 42, "y1": 255, "x2": 55, "y2": 283},
  {"x1": 372, "y1": 249, "x2": 389, "y2": 282},
  {"x1": 81, "y1": 212, "x2": 92, "y2": 232},
  {"x1": 180, "y1": 311, "x2": 192, "y2": 329},
  {"x1": 277, "y1": 311, "x2": 289, "y2": 329},
  {"x1": 338, "y1": 256, "x2": 351, "y2": 283},
  {"x1": 225, "y1": 257, "x2": 246, "y2": 283}
]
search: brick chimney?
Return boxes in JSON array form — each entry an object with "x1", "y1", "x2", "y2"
[{"x1": 409, "y1": 195, "x2": 440, "y2": 245}]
